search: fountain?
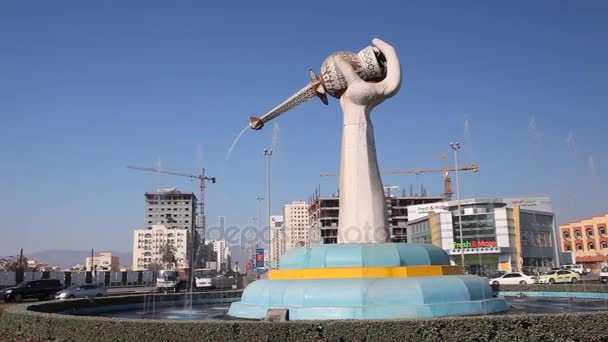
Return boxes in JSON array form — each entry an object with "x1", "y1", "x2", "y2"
[{"x1": 228, "y1": 38, "x2": 508, "y2": 320}]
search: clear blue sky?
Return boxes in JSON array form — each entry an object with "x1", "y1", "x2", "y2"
[{"x1": 1, "y1": 1, "x2": 606, "y2": 261}]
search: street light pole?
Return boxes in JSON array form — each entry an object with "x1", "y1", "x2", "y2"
[
  {"x1": 256, "y1": 196, "x2": 264, "y2": 249},
  {"x1": 263, "y1": 149, "x2": 273, "y2": 261},
  {"x1": 450, "y1": 142, "x2": 465, "y2": 273},
  {"x1": 247, "y1": 218, "x2": 261, "y2": 275}
]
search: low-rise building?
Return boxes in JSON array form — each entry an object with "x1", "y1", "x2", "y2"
[
  {"x1": 560, "y1": 213, "x2": 608, "y2": 269},
  {"x1": 85, "y1": 252, "x2": 120, "y2": 272},
  {"x1": 407, "y1": 196, "x2": 559, "y2": 275}
]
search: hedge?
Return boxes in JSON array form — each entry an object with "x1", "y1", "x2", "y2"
[
  {"x1": 495, "y1": 283, "x2": 608, "y2": 293},
  {"x1": 3, "y1": 288, "x2": 608, "y2": 341}
]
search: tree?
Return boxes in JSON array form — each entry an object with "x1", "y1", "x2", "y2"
[
  {"x1": 159, "y1": 242, "x2": 177, "y2": 270},
  {"x1": 146, "y1": 262, "x2": 164, "y2": 271},
  {"x1": 0, "y1": 257, "x2": 30, "y2": 271},
  {"x1": 194, "y1": 241, "x2": 217, "y2": 269}
]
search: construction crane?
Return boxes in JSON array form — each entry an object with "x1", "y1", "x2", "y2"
[
  {"x1": 128, "y1": 165, "x2": 216, "y2": 287},
  {"x1": 126, "y1": 165, "x2": 216, "y2": 229},
  {"x1": 320, "y1": 162, "x2": 479, "y2": 200},
  {"x1": 383, "y1": 185, "x2": 401, "y2": 197}
]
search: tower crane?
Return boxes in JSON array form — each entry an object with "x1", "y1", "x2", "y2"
[
  {"x1": 320, "y1": 161, "x2": 479, "y2": 201},
  {"x1": 127, "y1": 165, "x2": 216, "y2": 286},
  {"x1": 126, "y1": 165, "x2": 216, "y2": 230}
]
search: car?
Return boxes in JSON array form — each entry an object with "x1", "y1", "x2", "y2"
[
  {"x1": 486, "y1": 271, "x2": 508, "y2": 279},
  {"x1": 54, "y1": 284, "x2": 107, "y2": 300},
  {"x1": 538, "y1": 269, "x2": 581, "y2": 284},
  {"x1": 562, "y1": 264, "x2": 588, "y2": 275},
  {"x1": 488, "y1": 272, "x2": 537, "y2": 285},
  {"x1": 1, "y1": 279, "x2": 63, "y2": 302},
  {"x1": 600, "y1": 266, "x2": 608, "y2": 283}
]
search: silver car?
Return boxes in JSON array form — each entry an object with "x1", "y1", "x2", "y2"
[{"x1": 55, "y1": 284, "x2": 107, "y2": 300}]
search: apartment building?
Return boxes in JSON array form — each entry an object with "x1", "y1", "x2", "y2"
[{"x1": 283, "y1": 201, "x2": 310, "y2": 251}]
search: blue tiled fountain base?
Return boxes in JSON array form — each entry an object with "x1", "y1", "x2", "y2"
[{"x1": 228, "y1": 275, "x2": 508, "y2": 320}]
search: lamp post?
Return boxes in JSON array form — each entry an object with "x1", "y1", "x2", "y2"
[
  {"x1": 263, "y1": 149, "x2": 273, "y2": 255},
  {"x1": 256, "y1": 196, "x2": 264, "y2": 249},
  {"x1": 450, "y1": 142, "x2": 465, "y2": 273},
  {"x1": 250, "y1": 218, "x2": 258, "y2": 276}
]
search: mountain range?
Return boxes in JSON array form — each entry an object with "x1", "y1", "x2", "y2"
[{"x1": 2, "y1": 250, "x2": 132, "y2": 269}]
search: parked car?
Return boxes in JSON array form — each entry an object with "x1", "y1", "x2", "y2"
[
  {"x1": 486, "y1": 271, "x2": 508, "y2": 279},
  {"x1": 1, "y1": 279, "x2": 62, "y2": 302},
  {"x1": 488, "y1": 272, "x2": 537, "y2": 285},
  {"x1": 561, "y1": 264, "x2": 588, "y2": 275},
  {"x1": 600, "y1": 266, "x2": 608, "y2": 283},
  {"x1": 55, "y1": 284, "x2": 107, "y2": 300},
  {"x1": 538, "y1": 269, "x2": 581, "y2": 284}
]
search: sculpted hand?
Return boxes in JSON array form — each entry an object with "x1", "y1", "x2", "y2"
[{"x1": 334, "y1": 38, "x2": 402, "y2": 108}]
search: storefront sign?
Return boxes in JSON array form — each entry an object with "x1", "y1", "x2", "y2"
[
  {"x1": 453, "y1": 240, "x2": 497, "y2": 248},
  {"x1": 414, "y1": 204, "x2": 448, "y2": 214}
]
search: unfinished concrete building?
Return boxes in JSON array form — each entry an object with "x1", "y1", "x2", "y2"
[
  {"x1": 144, "y1": 189, "x2": 197, "y2": 230},
  {"x1": 309, "y1": 193, "x2": 443, "y2": 244}
]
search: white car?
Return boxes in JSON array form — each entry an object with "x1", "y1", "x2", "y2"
[
  {"x1": 55, "y1": 284, "x2": 107, "y2": 300},
  {"x1": 562, "y1": 264, "x2": 588, "y2": 275},
  {"x1": 488, "y1": 272, "x2": 537, "y2": 285}
]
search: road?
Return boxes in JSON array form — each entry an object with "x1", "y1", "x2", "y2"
[{"x1": 107, "y1": 286, "x2": 156, "y2": 295}]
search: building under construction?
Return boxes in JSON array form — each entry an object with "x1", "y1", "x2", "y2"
[
  {"x1": 309, "y1": 192, "x2": 443, "y2": 244},
  {"x1": 313, "y1": 158, "x2": 479, "y2": 243},
  {"x1": 144, "y1": 189, "x2": 198, "y2": 230}
]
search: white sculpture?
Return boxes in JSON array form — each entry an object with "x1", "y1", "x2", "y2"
[
  {"x1": 334, "y1": 39, "x2": 401, "y2": 243},
  {"x1": 249, "y1": 38, "x2": 402, "y2": 244}
]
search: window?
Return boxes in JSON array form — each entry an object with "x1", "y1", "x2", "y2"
[
  {"x1": 587, "y1": 229, "x2": 594, "y2": 238},
  {"x1": 563, "y1": 232, "x2": 570, "y2": 240},
  {"x1": 574, "y1": 231, "x2": 582, "y2": 239},
  {"x1": 601, "y1": 241, "x2": 608, "y2": 249},
  {"x1": 505, "y1": 273, "x2": 522, "y2": 278},
  {"x1": 565, "y1": 244, "x2": 571, "y2": 251},
  {"x1": 145, "y1": 233, "x2": 152, "y2": 238},
  {"x1": 576, "y1": 244, "x2": 583, "y2": 251},
  {"x1": 589, "y1": 243, "x2": 595, "y2": 250},
  {"x1": 600, "y1": 228, "x2": 607, "y2": 237}
]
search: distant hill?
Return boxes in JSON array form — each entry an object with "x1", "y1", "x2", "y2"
[{"x1": 2, "y1": 250, "x2": 132, "y2": 269}]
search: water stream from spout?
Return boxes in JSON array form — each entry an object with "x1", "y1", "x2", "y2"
[{"x1": 225, "y1": 125, "x2": 250, "y2": 161}]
